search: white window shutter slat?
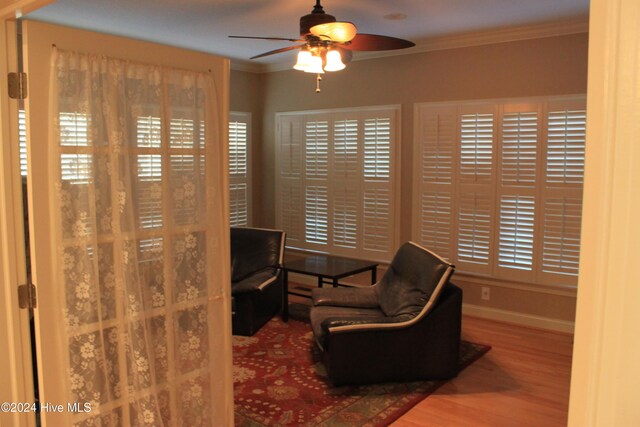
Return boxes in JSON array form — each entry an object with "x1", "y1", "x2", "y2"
[
  {"x1": 542, "y1": 197, "x2": 582, "y2": 276},
  {"x1": 229, "y1": 183, "x2": 249, "y2": 227},
  {"x1": 420, "y1": 191, "x2": 453, "y2": 260},
  {"x1": 363, "y1": 187, "x2": 391, "y2": 253},
  {"x1": 305, "y1": 185, "x2": 329, "y2": 244},
  {"x1": 171, "y1": 154, "x2": 200, "y2": 225},
  {"x1": 421, "y1": 109, "x2": 456, "y2": 185},
  {"x1": 228, "y1": 121, "x2": 248, "y2": 177},
  {"x1": 279, "y1": 117, "x2": 303, "y2": 178},
  {"x1": 460, "y1": 113, "x2": 494, "y2": 184},
  {"x1": 364, "y1": 118, "x2": 391, "y2": 180},
  {"x1": 229, "y1": 112, "x2": 252, "y2": 227},
  {"x1": 60, "y1": 153, "x2": 92, "y2": 184},
  {"x1": 333, "y1": 119, "x2": 359, "y2": 180},
  {"x1": 305, "y1": 121, "x2": 329, "y2": 178},
  {"x1": 280, "y1": 179, "x2": 303, "y2": 244},
  {"x1": 333, "y1": 184, "x2": 358, "y2": 249},
  {"x1": 136, "y1": 154, "x2": 163, "y2": 229},
  {"x1": 498, "y1": 195, "x2": 535, "y2": 270},
  {"x1": 457, "y1": 192, "x2": 492, "y2": 267},
  {"x1": 546, "y1": 109, "x2": 586, "y2": 186},
  {"x1": 136, "y1": 116, "x2": 161, "y2": 148},
  {"x1": 60, "y1": 112, "x2": 90, "y2": 147},
  {"x1": 501, "y1": 112, "x2": 538, "y2": 186},
  {"x1": 169, "y1": 118, "x2": 195, "y2": 148}
]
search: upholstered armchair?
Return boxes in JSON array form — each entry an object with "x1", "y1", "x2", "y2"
[
  {"x1": 231, "y1": 227, "x2": 286, "y2": 336},
  {"x1": 310, "y1": 242, "x2": 462, "y2": 385}
]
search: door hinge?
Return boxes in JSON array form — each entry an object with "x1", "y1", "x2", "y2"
[
  {"x1": 18, "y1": 283, "x2": 36, "y2": 309},
  {"x1": 8, "y1": 72, "x2": 27, "y2": 100}
]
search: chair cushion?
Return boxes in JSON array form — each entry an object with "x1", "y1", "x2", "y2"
[
  {"x1": 312, "y1": 287, "x2": 379, "y2": 308},
  {"x1": 310, "y1": 305, "x2": 386, "y2": 349},
  {"x1": 377, "y1": 242, "x2": 453, "y2": 318}
]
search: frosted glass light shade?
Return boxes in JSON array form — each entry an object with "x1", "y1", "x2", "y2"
[
  {"x1": 324, "y1": 50, "x2": 345, "y2": 72},
  {"x1": 293, "y1": 50, "x2": 312, "y2": 71},
  {"x1": 304, "y1": 55, "x2": 325, "y2": 74}
]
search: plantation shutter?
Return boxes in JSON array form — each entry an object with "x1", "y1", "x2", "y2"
[
  {"x1": 304, "y1": 119, "x2": 330, "y2": 247},
  {"x1": 412, "y1": 96, "x2": 585, "y2": 287},
  {"x1": 229, "y1": 112, "x2": 251, "y2": 226},
  {"x1": 496, "y1": 103, "x2": 540, "y2": 280},
  {"x1": 276, "y1": 107, "x2": 398, "y2": 261},
  {"x1": 362, "y1": 115, "x2": 393, "y2": 255},
  {"x1": 540, "y1": 100, "x2": 586, "y2": 284},
  {"x1": 413, "y1": 105, "x2": 457, "y2": 261},
  {"x1": 332, "y1": 117, "x2": 360, "y2": 250},
  {"x1": 456, "y1": 104, "x2": 496, "y2": 274},
  {"x1": 277, "y1": 115, "x2": 304, "y2": 246}
]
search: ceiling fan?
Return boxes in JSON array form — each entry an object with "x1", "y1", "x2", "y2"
[{"x1": 229, "y1": 0, "x2": 415, "y2": 92}]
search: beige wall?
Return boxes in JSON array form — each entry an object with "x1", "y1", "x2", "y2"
[
  {"x1": 231, "y1": 32, "x2": 588, "y2": 329},
  {"x1": 230, "y1": 70, "x2": 265, "y2": 223}
]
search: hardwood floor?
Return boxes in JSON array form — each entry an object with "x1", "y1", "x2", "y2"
[{"x1": 391, "y1": 315, "x2": 574, "y2": 427}]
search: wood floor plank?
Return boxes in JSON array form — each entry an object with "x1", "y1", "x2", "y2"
[{"x1": 391, "y1": 315, "x2": 573, "y2": 427}]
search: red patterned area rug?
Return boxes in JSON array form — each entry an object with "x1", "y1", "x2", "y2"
[{"x1": 233, "y1": 317, "x2": 490, "y2": 426}]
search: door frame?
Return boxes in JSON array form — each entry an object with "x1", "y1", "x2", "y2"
[{"x1": 0, "y1": 4, "x2": 47, "y2": 425}]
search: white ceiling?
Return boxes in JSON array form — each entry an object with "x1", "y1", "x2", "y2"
[{"x1": 26, "y1": 0, "x2": 589, "y2": 72}]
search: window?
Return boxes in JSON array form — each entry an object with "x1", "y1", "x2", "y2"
[
  {"x1": 229, "y1": 112, "x2": 251, "y2": 227},
  {"x1": 276, "y1": 106, "x2": 399, "y2": 262},
  {"x1": 413, "y1": 96, "x2": 586, "y2": 286}
]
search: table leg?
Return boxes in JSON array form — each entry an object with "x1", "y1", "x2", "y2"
[
  {"x1": 333, "y1": 277, "x2": 339, "y2": 288},
  {"x1": 371, "y1": 266, "x2": 377, "y2": 285},
  {"x1": 318, "y1": 276, "x2": 323, "y2": 288},
  {"x1": 283, "y1": 269, "x2": 289, "y2": 322}
]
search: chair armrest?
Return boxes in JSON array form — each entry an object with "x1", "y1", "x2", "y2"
[
  {"x1": 321, "y1": 315, "x2": 397, "y2": 333},
  {"x1": 312, "y1": 287, "x2": 379, "y2": 308},
  {"x1": 231, "y1": 269, "x2": 278, "y2": 294}
]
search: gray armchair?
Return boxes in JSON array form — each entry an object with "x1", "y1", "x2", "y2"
[{"x1": 310, "y1": 242, "x2": 462, "y2": 385}]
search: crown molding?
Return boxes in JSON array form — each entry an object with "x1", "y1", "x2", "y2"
[
  {"x1": 238, "y1": 16, "x2": 589, "y2": 74},
  {"x1": 364, "y1": 15, "x2": 590, "y2": 60},
  {"x1": 230, "y1": 59, "x2": 266, "y2": 73}
]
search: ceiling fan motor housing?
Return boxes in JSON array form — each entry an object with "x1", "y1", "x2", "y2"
[{"x1": 300, "y1": 2, "x2": 336, "y2": 36}]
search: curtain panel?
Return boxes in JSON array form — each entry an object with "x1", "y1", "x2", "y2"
[{"x1": 49, "y1": 48, "x2": 229, "y2": 426}]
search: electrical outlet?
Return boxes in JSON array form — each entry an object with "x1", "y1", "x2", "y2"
[{"x1": 481, "y1": 286, "x2": 490, "y2": 301}]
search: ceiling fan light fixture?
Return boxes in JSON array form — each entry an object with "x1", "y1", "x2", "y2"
[
  {"x1": 323, "y1": 49, "x2": 345, "y2": 72},
  {"x1": 304, "y1": 55, "x2": 325, "y2": 74},
  {"x1": 293, "y1": 50, "x2": 312, "y2": 71}
]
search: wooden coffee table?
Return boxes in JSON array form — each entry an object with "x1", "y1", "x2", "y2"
[{"x1": 282, "y1": 254, "x2": 378, "y2": 321}]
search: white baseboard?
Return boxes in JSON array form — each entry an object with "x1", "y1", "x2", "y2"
[{"x1": 463, "y1": 303, "x2": 575, "y2": 334}]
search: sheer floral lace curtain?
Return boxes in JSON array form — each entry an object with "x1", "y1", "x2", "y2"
[{"x1": 50, "y1": 48, "x2": 229, "y2": 426}]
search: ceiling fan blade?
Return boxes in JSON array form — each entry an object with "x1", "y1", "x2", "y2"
[
  {"x1": 309, "y1": 21, "x2": 357, "y2": 42},
  {"x1": 343, "y1": 33, "x2": 415, "y2": 51},
  {"x1": 250, "y1": 44, "x2": 305, "y2": 60},
  {"x1": 229, "y1": 35, "x2": 303, "y2": 43}
]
